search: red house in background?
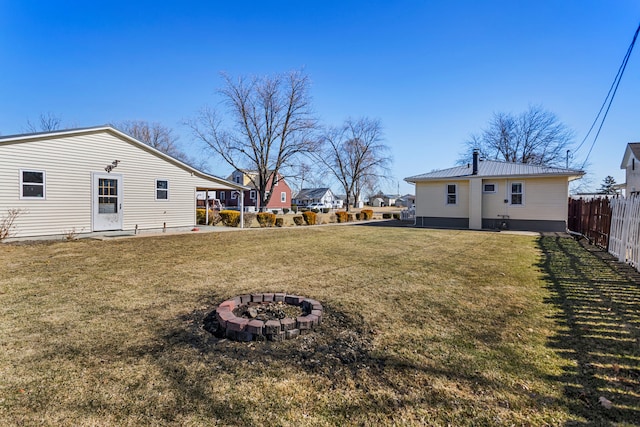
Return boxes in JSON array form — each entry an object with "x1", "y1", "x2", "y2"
[{"x1": 219, "y1": 169, "x2": 292, "y2": 212}]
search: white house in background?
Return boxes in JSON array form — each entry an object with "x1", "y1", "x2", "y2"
[
  {"x1": 621, "y1": 142, "x2": 640, "y2": 196},
  {"x1": 293, "y1": 188, "x2": 335, "y2": 207},
  {"x1": 405, "y1": 151, "x2": 584, "y2": 232},
  {"x1": 0, "y1": 126, "x2": 246, "y2": 239}
]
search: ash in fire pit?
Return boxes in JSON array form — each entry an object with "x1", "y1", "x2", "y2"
[{"x1": 209, "y1": 293, "x2": 323, "y2": 342}]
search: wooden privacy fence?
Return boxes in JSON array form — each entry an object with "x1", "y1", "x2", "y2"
[
  {"x1": 567, "y1": 197, "x2": 613, "y2": 248},
  {"x1": 608, "y1": 196, "x2": 640, "y2": 272}
]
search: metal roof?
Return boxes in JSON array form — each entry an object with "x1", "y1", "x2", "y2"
[{"x1": 405, "y1": 160, "x2": 584, "y2": 182}]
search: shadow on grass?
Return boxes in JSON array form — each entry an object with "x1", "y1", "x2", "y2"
[
  {"x1": 146, "y1": 296, "x2": 567, "y2": 425},
  {"x1": 538, "y1": 236, "x2": 640, "y2": 426}
]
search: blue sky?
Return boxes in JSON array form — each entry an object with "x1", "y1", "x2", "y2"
[{"x1": 1, "y1": 1, "x2": 639, "y2": 195}]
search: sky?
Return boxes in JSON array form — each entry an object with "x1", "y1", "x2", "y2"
[{"x1": 1, "y1": 1, "x2": 640, "y2": 195}]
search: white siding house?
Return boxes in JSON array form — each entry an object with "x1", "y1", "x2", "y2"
[
  {"x1": 621, "y1": 142, "x2": 640, "y2": 196},
  {"x1": 405, "y1": 151, "x2": 584, "y2": 232},
  {"x1": 0, "y1": 126, "x2": 246, "y2": 239}
]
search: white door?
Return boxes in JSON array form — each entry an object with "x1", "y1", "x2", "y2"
[{"x1": 92, "y1": 173, "x2": 123, "y2": 231}]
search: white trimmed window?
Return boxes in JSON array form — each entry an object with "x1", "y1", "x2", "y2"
[
  {"x1": 483, "y1": 183, "x2": 496, "y2": 193},
  {"x1": 220, "y1": 192, "x2": 226, "y2": 201},
  {"x1": 510, "y1": 182, "x2": 524, "y2": 205},
  {"x1": 446, "y1": 184, "x2": 457, "y2": 205},
  {"x1": 281, "y1": 192, "x2": 286, "y2": 202},
  {"x1": 155, "y1": 179, "x2": 169, "y2": 200},
  {"x1": 250, "y1": 190, "x2": 256, "y2": 200},
  {"x1": 20, "y1": 170, "x2": 45, "y2": 199},
  {"x1": 231, "y1": 191, "x2": 237, "y2": 199}
]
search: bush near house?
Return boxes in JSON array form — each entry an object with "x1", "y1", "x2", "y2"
[
  {"x1": 293, "y1": 216, "x2": 304, "y2": 226},
  {"x1": 275, "y1": 218, "x2": 284, "y2": 227},
  {"x1": 302, "y1": 211, "x2": 317, "y2": 225},
  {"x1": 361, "y1": 209, "x2": 374, "y2": 220},
  {"x1": 219, "y1": 210, "x2": 241, "y2": 227},
  {"x1": 335, "y1": 211, "x2": 349, "y2": 223},
  {"x1": 257, "y1": 212, "x2": 276, "y2": 228},
  {"x1": 382, "y1": 213, "x2": 392, "y2": 219}
]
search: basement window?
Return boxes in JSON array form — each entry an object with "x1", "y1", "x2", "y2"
[
  {"x1": 483, "y1": 183, "x2": 496, "y2": 193},
  {"x1": 20, "y1": 170, "x2": 45, "y2": 199},
  {"x1": 446, "y1": 184, "x2": 457, "y2": 205},
  {"x1": 155, "y1": 179, "x2": 169, "y2": 200}
]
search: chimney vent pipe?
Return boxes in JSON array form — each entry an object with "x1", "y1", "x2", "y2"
[{"x1": 472, "y1": 149, "x2": 479, "y2": 175}]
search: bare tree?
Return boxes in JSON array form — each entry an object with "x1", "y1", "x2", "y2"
[
  {"x1": 314, "y1": 118, "x2": 392, "y2": 211},
  {"x1": 25, "y1": 112, "x2": 62, "y2": 133},
  {"x1": 187, "y1": 70, "x2": 318, "y2": 210},
  {"x1": 115, "y1": 120, "x2": 206, "y2": 170},
  {"x1": 462, "y1": 105, "x2": 575, "y2": 167}
]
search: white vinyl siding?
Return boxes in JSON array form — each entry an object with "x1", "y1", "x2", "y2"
[
  {"x1": 0, "y1": 130, "x2": 239, "y2": 238},
  {"x1": 482, "y1": 177, "x2": 569, "y2": 221},
  {"x1": 415, "y1": 180, "x2": 468, "y2": 218}
]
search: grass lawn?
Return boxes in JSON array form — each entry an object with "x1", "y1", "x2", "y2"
[{"x1": 1, "y1": 226, "x2": 638, "y2": 426}]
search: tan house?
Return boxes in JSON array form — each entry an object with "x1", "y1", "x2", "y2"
[
  {"x1": 620, "y1": 142, "x2": 640, "y2": 196},
  {"x1": 405, "y1": 151, "x2": 584, "y2": 232},
  {"x1": 0, "y1": 126, "x2": 245, "y2": 239}
]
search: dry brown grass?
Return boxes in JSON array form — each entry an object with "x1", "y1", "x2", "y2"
[{"x1": 0, "y1": 226, "x2": 636, "y2": 425}]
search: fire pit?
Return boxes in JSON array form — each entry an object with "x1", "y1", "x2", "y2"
[{"x1": 211, "y1": 293, "x2": 323, "y2": 342}]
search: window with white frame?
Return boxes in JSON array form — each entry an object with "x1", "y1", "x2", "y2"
[
  {"x1": 231, "y1": 191, "x2": 237, "y2": 199},
  {"x1": 281, "y1": 192, "x2": 286, "y2": 202},
  {"x1": 483, "y1": 183, "x2": 496, "y2": 193},
  {"x1": 20, "y1": 170, "x2": 45, "y2": 199},
  {"x1": 446, "y1": 184, "x2": 457, "y2": 205},
  {"x1": 155, "y1": 179, "x2": 168, "y2": 200},
  {"x1": 220, "y1": 192, "x2": 226, "y2": 201},
  {"x1": 510, "y1": 182, "x2": 524, "y2": 205},
  {"x1": 250, "y1": 190, "x2": 256, "y2": 200}
]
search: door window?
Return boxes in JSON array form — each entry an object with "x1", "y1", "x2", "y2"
[{"x1": 98, "y1": 178, "x2": 118, "y2": 213}]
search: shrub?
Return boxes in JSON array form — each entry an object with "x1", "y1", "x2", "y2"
[
  {"x1": 393, "y1": 213, "x2": 401, "y2": 220},
  {"x1": 272, "y1": 210, "x2": 279, "y2": 215},
  {"x1": 355, "y1": 213, "x2": 361, "y2": 220},
  {"x1": 382, "y1": 213, "x2": 392, "y2": 219},
  {"x1": 322, "y1": 207, "x2": 330, "y2": 214},
  {"x1": 283, "y1": 208, "x2": 290, "y2": 214},
  {"x1": 335, "y1": 211, "x2": 348, "y2": 223},
  {"x1": 257, "y1": 212, "x2": 276, "y2": 227},
  {"x1": 243, "y1": 212, "x2": 256, "y2": 228},
  {"x1": 311, "y1": 208, "x2": 320, "y2": 214},
  {"x1": 293, "y1": 216, "x2": 304, "y2": 226},
  {"x1": 220, "y1": 210, "x2": 241, "y2": 227},
  {"x1": 361, "y1": 209, "x2": 374, "y2": 220},
  {"x1": 275, "y1": 218, "x2": 284, "y2": 227},
  {"x1": 302, "y1": 211, "x2": 317, "y2": 225},
  {"x1": 291, "y1": 205, "x2": 298, "y2": 213},
  {"x1": 347, "y1": 213, "x2": 355, "y2": 222}
]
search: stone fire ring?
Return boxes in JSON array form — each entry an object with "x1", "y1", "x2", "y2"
[{"x1": 215, "y1": 293, "x2": 323, "y2": 342}]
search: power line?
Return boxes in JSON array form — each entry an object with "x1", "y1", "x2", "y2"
[{"x1": 577, "y1": 22, "x2": 640, "y2": 170}]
